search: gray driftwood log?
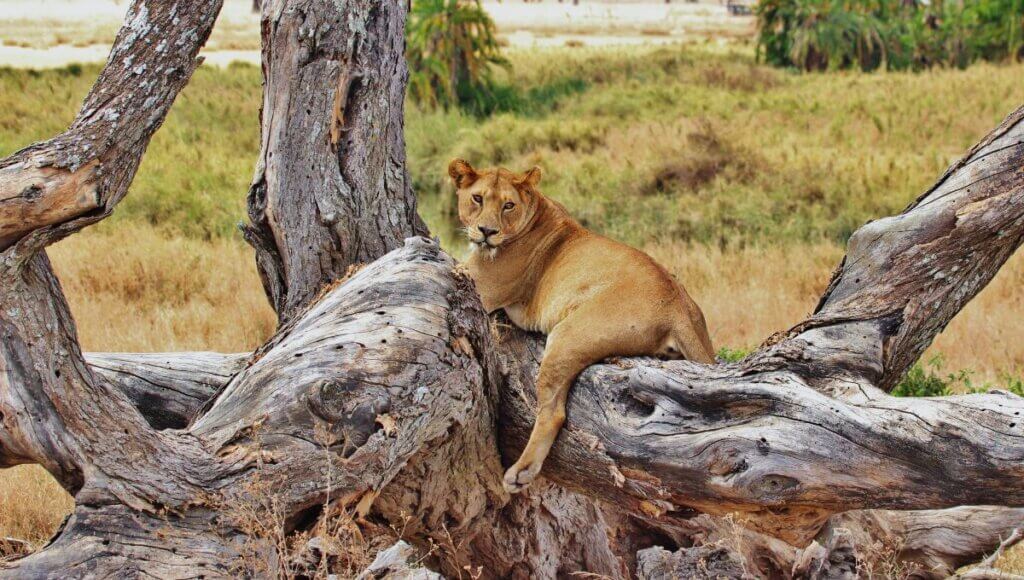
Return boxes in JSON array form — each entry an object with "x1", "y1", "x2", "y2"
[{"x1": 1, "y1": 0, "x2": 1024, "y2": 577}]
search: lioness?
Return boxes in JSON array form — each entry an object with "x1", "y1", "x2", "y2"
[{"x1": 449, "y1": 159, "x2": 715, "y2": 493}]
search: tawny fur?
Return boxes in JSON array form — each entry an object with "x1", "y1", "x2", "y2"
[{"x1": 449, "y1": 159, "x2": 715, "y2": 493}]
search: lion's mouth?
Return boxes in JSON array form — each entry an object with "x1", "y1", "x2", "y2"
[
  {"x1": 468, "y1": 236, "x2": 499, "y2": 249},
  {"x1": 468, "y1": 238, "x2": 500, "y2": 258}
]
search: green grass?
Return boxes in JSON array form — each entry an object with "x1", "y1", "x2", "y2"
[
  {"x1": 3, "y1": 46, "x2": 1022, "y2": 250},
  {"x1": 892, "y1": 356, "x2": 1024, "y2": 398},
  {"x1": 2, "y1": 46, "x2": 1024, "y2": 393},
  {"x1": 0, "y1": 62, "x2": 261, "y2": 239},
  {"x1": 411, "y1": 45, "x2": 1023, "y2": 249}
]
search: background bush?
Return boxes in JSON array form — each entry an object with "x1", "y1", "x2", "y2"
[
  {"x1": 406, "y1": 0, "x2": 511, "y2": 114},
  {"x1": 758, "y1": 0, "x2": 1024, "y2": 72}
]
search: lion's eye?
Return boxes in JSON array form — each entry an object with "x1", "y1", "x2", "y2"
[
  {"x1": 472, "y1": 195, "x2": 483, "y2": 204},
  {"x1": 503, "y1": 202, "x2": 515, "y2": 211}
]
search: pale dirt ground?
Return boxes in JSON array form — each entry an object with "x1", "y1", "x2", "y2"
[{"x1": 0, "y1": 0, "x2": 754, "y2": 67}]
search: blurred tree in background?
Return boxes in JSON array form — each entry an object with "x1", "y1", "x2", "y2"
[
  {"x1": 757, "y1": 0, "x2": 1024, "y2": 71},
  {"x1": 406, "y1": 0, "x2": 511, "y2": 113}
]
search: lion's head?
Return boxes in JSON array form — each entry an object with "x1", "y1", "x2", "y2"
[{"x1": 448, "y1": 158, "x2": 541, "y2": 254}]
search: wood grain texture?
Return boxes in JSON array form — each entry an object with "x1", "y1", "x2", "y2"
[
  {"x1": 637, "y1": 544, "x2": 752, "y2": 579},
  {"x1": 242, "y1": 0, "x2": 427, "y2": 322},
  {"x1": 87, "y1": 351, "x2": 247, "y2": 429},
  {"x1": 810, "y1": 507, "x2": 1024, "y2": 579},
  {"x1": 495, "y1": 329, "x2": 1024, "y2": 546}
]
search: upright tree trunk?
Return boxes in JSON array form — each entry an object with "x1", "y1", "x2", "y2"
[{"x1": 243, "y1": 0, "x2": 427, "y2": 323}]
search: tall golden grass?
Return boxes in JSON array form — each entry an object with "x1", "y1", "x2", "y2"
[
  {"x1": 50, "y1": 223, "x2": 276, "y2": 353},
  {"x1": 652, "y1": 241, "x2": 1024, "y2": 381}
]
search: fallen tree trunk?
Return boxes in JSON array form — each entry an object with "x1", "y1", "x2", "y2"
[
  {"x1": 2, "y1": 0, "x2": 1024, "y2": 576},
  {"x1": 496, "y1": 327, "x2": 1024, "y2": 545},
  {"x1": 5, "y1": 237, "x2": 626, "y2": 578}
]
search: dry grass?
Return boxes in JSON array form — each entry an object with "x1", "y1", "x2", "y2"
[
  {"x1": 998, "y1": 545, "x2": 1024, "y2": 574},
  {"x1": 0, "y1": 466, "x2": 74, "y2": 549},
  {"x1": 651, "y1": 241, "x2": 1024, "y2": 383},
  {"x1": 49, "y1": 223, "x2": 276, "y2": 353},
  {"x1": 227, "y1": 428, "x2": 378, "y2": 579},
  {"x1": 647, "y1": 241, "x2": 842, "y2": 355}
]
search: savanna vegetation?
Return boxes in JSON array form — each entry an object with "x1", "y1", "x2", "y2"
[
  {"x1": 4, "y1": 44, "x2": 1024, "y2": 374},
  {"x1": 758, "y1": 0, "x2": 1024, "y2": 71},
  {"x1": 3, "y1": 40, "x2": 1024, "y2": 571}
]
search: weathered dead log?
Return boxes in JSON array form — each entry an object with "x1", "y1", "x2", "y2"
[
  {"x1": 809, "y1": 508, "x2": 1024, "y2": 579},
  {"x1": 355, "y1": 541, "x2": 442, "y2": 580},
  {"x1": 86, "y1": 337, "x2": 1024, "y2": 578},
  {"x1": 87, "y1": 352, "x2": 246, "y2": 429},
  {"x1": 4, "y1": 235, "x2": 627, "y2": 577},
  {"x1": 637, "y1": 544, "x2": 752, "y2": 579},
  {"x1": 956, "y1": 527, "x2": 1024, "y2": 580},
  {"x1": 242, "y1": 0, "x2": 427, "y2": 322},
  {"x1": 494, "y1": 329, "x2": 1024, "y2": 546}
]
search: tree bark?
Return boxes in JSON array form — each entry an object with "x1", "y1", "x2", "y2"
[
  {"x1": 2, "y1": 0, "x2": 1024, "y2": 577},
  {"x1": 242, "y1": 0, "x2": 427, "y2": 323},
  {"x1": 87, "y1": 352, "x2": 247, "y2": 429},
  {"x1": 804, "y1": 507, "x2": 1024, "y2": 579}
]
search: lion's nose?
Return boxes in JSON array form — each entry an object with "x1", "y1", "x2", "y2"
[{"x1": 478, "y1": 226, "x2": 498, "y2": 238}]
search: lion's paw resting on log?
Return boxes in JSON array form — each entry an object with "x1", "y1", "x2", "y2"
[{"x1": 448, "y1": 159, "x2": 716, "y2": 494}]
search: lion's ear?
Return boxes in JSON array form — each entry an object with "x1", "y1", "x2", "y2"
[
  {"x1": 448, "y1": 158, "x2": 478, "y2": 189},
  {"x1": 517, "y1": 166, "x2": 542, "y2": 189}
]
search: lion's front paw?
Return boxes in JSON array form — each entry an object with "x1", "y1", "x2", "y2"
[{"x1": 503, "y1": 462, "x2": 541, "y2": 494}]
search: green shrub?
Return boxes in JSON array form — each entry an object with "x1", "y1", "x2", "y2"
[
  {"x1": 716, "y1": 347, "x2": 751, "y2": 363},
  {"x1": 406, "y1": 0, "x2": 510, "y2": 113},
  {"x1": 892, "y1": 356, "x2": 1024, "y2": 397},
  {"x1": 757, "y1": 0, "x2": 1024, "y2": 72},
  {"x1": 892, "y1": 356, "x2": 958, "y2": 397}
]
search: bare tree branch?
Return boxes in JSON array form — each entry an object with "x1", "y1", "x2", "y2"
[
  {"x1": 956, "y1": 526, "x2": 1024, "y2": 580},
  {"x1": 0, "y1": 0, "x2": 225, "y2": 257}
]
